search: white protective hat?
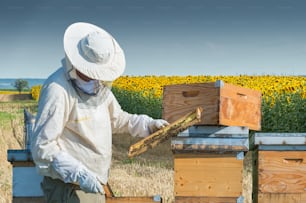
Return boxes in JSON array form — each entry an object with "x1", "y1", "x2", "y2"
[{"x1": 64, "y1": 22, "x2": 125, "y2": 81}]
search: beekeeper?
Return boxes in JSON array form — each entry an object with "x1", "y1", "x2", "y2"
[{"x1": 31, "y1": 22, "x2": 169, "y2": 203}]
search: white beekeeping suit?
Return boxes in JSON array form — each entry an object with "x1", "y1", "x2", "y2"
[{"x1": 31, "y1": 22, "x2": 168, "y2": 197}]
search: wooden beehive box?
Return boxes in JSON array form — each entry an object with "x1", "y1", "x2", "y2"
[
  {"x1": 162, "y1": 80, "x2": 262, "y2": 130},
  {"x1": 254, "y1": 133, "x2": 306, "y2": 203},
  {"x1": 172, "y1": 126, "x2": 249, "y2": 202}
]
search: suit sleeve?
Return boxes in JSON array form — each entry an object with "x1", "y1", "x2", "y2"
[{"x1": 31, "y1": 83, "x2": 70, "y2": 177}]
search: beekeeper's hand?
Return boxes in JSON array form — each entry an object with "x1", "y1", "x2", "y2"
[
  {"x1": 148, "y1": 119, "x2": 169, "y2": 134},
  {"x1": 128, "y1": 115, "x2": 169, "y2": 137},
  {"x1": 78, "y1": 167, "x2": 103, "y2": 193},
  {"x1": 52, "y1": 151, "x2": 103, "y2": 194}
]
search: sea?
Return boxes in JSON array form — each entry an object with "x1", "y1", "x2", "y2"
[{"x1": 0, "y1": 78, "x2": 46, "y2": 90}]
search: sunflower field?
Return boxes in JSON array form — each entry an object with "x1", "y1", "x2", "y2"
[
  {"x1": 112, "y1": 75, "x2": 305, "y2": 132},
  {"x1": 31, "y1": 75, "x2": 305, "y2": 132}
]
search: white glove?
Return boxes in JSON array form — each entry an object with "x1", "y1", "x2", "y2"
[
  {"x1": 148, "y1": 119, "x2": 169, "y2": 134},
  {"x1": 52, "y1": 151, "x2": 103, "y2": 194},
  {"x1": 128, "y1": 114, "x2": 169, "y2": 137}
]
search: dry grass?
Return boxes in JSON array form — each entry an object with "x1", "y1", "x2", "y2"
[
  {"x1": 0, "y1": 102, "x2": 27, "y2": 202},
  {"x1": 110, "y1": 134, "x2": 174, "y2": 202}
]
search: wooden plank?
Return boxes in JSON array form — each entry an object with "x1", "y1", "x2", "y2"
[
  {"x1": 12, "y1": 161, "x2": 35, "y2": 167},
  {"x1": 106, "y1": 197, "x2": 161, "y2": 203},
  {"x1": 174, "y1": 154, "x2": 243, "y2": 197},
  {"x1": 219, "y1": 83, "x2": 261, "y2": 130},
  {"x1": 103, "y1": 183, "x2": 115, "y2": 198},
  {"x1": 175, "y1": 196, "x2": 238, "y2": 203},
  {"x1": 162, "y1": 82, "x2": 219, "y2": 125},
  {"x1": 220, "y1": 82, "x2": 261, "y2": 104},
  {"x1": 258, "y1": 193, "x2": 306, "y2": 203},
  {"x1": 258, "y1": 151, "x2": 306, "y2": 193},
  {"x1": 13, "y1": 197, "x2": 44, "y2": 203},
  {"x1": 12, "y1": 197, "x2": 161, "y2": 203},
  {"x1": 128, "y1": 107, "x2": 203, "y2": 157}
]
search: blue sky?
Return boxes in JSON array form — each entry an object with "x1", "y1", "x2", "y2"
[{"x1": 0, "y1": 0, "x2": 306, "y2": 78}]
